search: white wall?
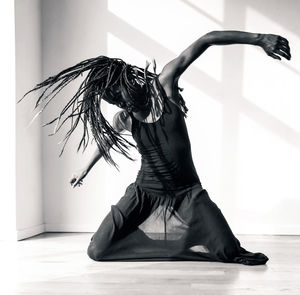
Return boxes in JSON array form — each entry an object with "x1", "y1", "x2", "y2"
[
  {"x1": 0, "y1": 1, "x2": 16, "y2": 240},
  {"x1": 17, "y1": 0, "x2": 300, "y2": 235},
  {"x1": 15, "y1": 0, "x2": 44, "y2": 240},
  {"x1": 40, "y1": 0, "x2": 120, "y2": 232}
]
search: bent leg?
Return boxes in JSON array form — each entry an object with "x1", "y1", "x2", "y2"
[
  {"x1": 179, "y1": 187, "x2": 268, "y2": 264},
  {"x1": 194, "y1": 189, "x2": 240, "y2": 261},
  {"x1": 87, "y1": 183, "x2": 158, "y2": 261},
  {"x1": 87, "y1": 207, "x2": 125, "y2": 261}
]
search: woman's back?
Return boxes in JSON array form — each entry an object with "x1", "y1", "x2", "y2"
[{"x1": 130, "y1": 95, "x2": 200, "y2": 191}]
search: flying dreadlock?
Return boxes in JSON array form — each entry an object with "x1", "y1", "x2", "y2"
[{"x1": 18, "y1": 55, "x2": 188, "y2": 168}]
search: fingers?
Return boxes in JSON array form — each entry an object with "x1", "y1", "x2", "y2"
[
  {"x1": 70, "y1": 177, "x2": 83, "y2": 188},
  {"x1": 74, "y1": 179, "x2": 83, "y2": 187},
  {"x1": 275, "y1": 48, "x2": 291, "y2": 60},
  {"x1": 268, "y1": 52, "x2": 281, "y2": 60},
  {"x1": 275, "y1": 42, "x2": 291, "y2": 60},
  {"x1": 277, "y1": 36, "x2": 291, "y2": 60},
  {"x1": 279, "y1": 44, "x2": 290, "y2": 56},
  {"x1": 278, "y1": 40, "x2": 290, "y2": 51}
]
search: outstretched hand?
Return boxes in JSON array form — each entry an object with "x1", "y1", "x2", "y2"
[
  {"x1": 259, "y1": 34, "x2": 291, "y2": 60},
  {"x1": 70, "y1": 169, "x2": 88, "y2": 188}
]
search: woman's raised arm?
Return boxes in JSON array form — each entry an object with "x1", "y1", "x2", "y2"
[{"x1": 160, "y1": 30, "x2": 291, "y2": 83}]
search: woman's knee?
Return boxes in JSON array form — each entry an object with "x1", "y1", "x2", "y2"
[{"x1": 87, "y1": 242, "x2": 106, "y2": 261}]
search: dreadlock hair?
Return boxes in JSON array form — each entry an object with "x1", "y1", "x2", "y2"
[{"x1": 18, "y1": 55, "x2": 188, "y2": 168}]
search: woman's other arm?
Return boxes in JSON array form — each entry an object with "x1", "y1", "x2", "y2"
[
  {"x1": 70, "y1": 111, "x2": 130, "y2": 188},
  {"x1": 70, "y1": 147, "x2": 102, "y2": 188}
]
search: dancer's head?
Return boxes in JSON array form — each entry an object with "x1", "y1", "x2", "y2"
[
  {"x1": 19, "y1": 55, "x2": 159, "y2": 168},
  {"x1": 86, "y1": 57, "x2": 151, "y2": 113}
]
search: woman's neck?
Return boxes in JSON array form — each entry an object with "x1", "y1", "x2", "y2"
[{"x1": 131, "y1": 95, "x2": 164, "y2": 123}]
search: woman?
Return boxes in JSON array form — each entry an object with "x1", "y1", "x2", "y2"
[{"x1": 22, "y1": 30, "x2": 291, "y2": 264}]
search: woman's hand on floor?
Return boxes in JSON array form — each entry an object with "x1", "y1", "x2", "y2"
[
  {"x1": 258, "y1": 34, "x2": 291, "y2": 60},
  {"x1": 70, "y1": 169, "x2": 88, "y2": 188}
]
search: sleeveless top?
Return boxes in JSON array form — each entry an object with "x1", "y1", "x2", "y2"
[{"x1": 129, "y1": 92, "x2": 200, "y2": 192}]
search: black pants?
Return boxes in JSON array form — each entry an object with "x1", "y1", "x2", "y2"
[{"x1": 87, "y1": 182, "x2": 268, "y2": 265}]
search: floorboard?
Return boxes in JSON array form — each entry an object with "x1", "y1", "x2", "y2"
[{"x1": 1, "y1": 233, "x2": 299, "y2": 294}]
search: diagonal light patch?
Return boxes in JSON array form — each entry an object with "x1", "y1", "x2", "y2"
[
  {"x1": 107, "y1": 11, "x2": 300, "y2": 150},
  {"x1": 106, "y1": 11, "x2": 222, "y2": 93},
  {"x1": 181, "y1": 0, "x2": 224, "y2": 25}
]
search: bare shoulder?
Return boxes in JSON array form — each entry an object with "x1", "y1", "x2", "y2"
[
  {"x1": 158, "y1": 70, "x2": 180, "y2": 102},
  {"x1": 159, "y1": 56, "x2": 184, "y2": 83},
  {"x1": 112, "y1": 110, "x2": 132, "y2": 133}
]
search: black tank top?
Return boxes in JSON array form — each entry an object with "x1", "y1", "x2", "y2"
[{"x1": 129, "y1": 92, "x2": 200, "y2": 191}]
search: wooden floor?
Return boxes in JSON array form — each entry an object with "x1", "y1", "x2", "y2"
[{"x1": 1, "y1": 233, "x2": 300, "y2": 295}]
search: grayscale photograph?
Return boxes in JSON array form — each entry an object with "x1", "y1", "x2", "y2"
[{"x1": 1, "y1": 0, "x2": 300, "y2": 294}]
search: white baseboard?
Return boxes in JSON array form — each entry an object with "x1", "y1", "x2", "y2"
[
  {"x1": 233, "y1": 224, "x2": 300, "y2": 235},
  {"x1": 16, "y1": 223, "x2": 300, "y2": 238},
  {"x1": 45, "y1": 223, "x2": 95, "y2": 232},
  {"x1": 17, "y1": 223, "x2": 45, "y2": 241},
  {"x1": 45, "y1": 223, "x2": 300, "y2": 235}
]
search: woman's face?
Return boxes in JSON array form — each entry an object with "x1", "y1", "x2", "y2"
[
  {"x1": 104, "y1": 83, "x2": 144, "y2": 112},
  {"x1": 102, "y1": 84, "x2": 125, "y2": 108}
]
